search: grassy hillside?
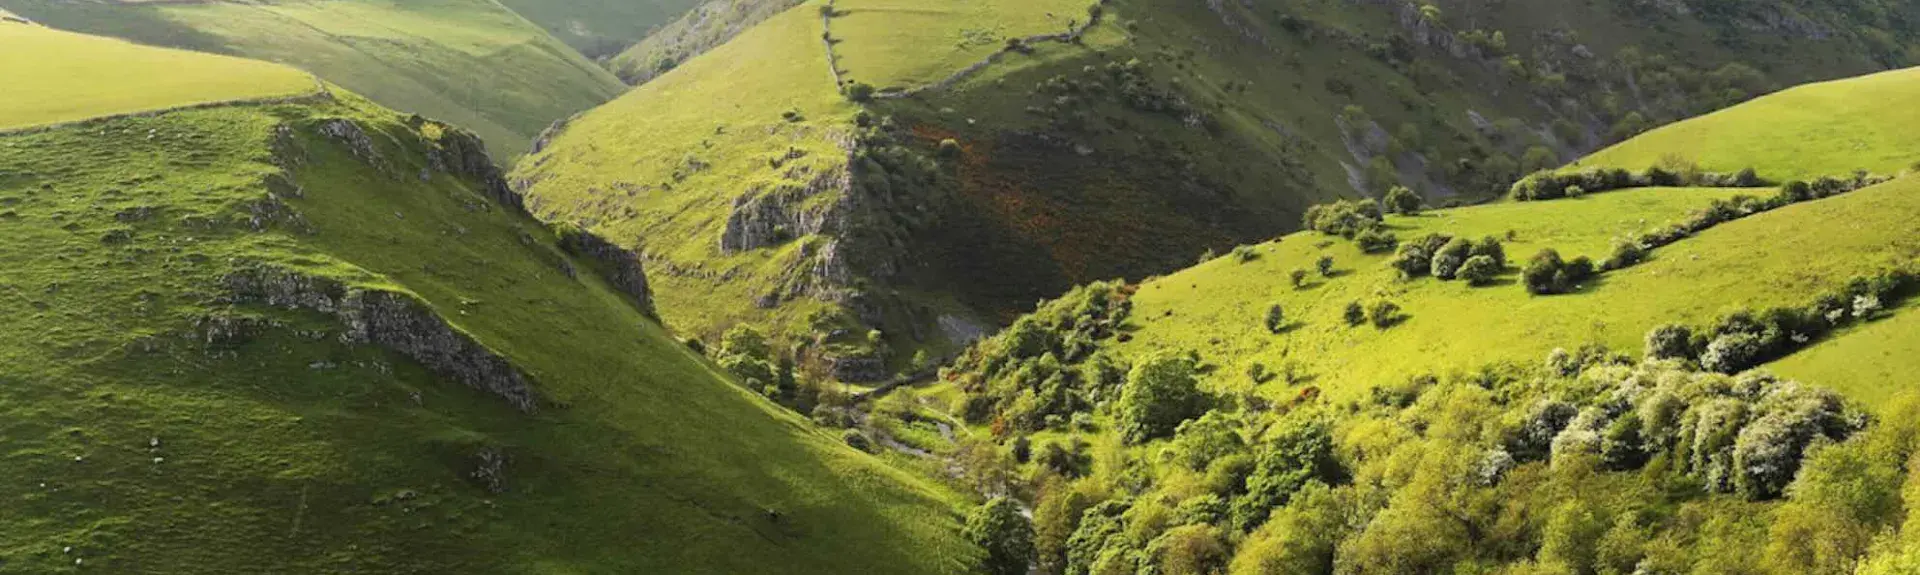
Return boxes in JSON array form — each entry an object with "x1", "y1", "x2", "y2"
[
  {"x1": 0, "y1": 20, "x2": 316, "y2": 131},
  {"x1": 0, "y1": 0, "x2": 627, "y2": 159},
  {"x1": 0, "y1": 44, "x2": 973, "y2": 573},
  {"x1": 525, "y1": 0, "x2": 1919, "y2": 380},
  {"x1": 497, "y1": 0, "x2": 702, "y2": 59},
  {"x1": 1571, "y1": 66, "x2": 1920, "y2": 180}
]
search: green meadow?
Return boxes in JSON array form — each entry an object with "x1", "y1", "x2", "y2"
[{"x1": 0, "y1": 22, "x2": 315, "y2": 131}]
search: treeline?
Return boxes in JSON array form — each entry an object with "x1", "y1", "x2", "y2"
[
  {"x1": 1509, "y1": 165, "x2": 1770, "y2": 201},
  {"x1": 1643, "y1": 265, "x2": 1915, "y2": 375}
]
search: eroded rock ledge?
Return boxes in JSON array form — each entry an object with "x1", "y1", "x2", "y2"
[{"x1": 223, "y1": 265, "x2": 540, "y2": 413}]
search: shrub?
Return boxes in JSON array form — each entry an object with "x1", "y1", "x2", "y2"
[
  {"x1": 1289, "y1": 268, "x2": 1309, "y2": 288},
  {"x1": 1523, "y1": 249, "x2": 1563, "y2": 294},
  {"x1": 1456, "y1": 255, "x2": 1498, "y2": 285},
  {"x1": 1355, "y1": 228, "x2": 1398, "y2": 253},
  {"x1": 1431, "y1": 237, "x2": 1474, "y2": 279},
  {"x1": 1303, "y1": 199, "x2": 1385, "y2": 238},
  {"x1": 1603, "y1": 236, "x2": 1647, "y2": 270},
  {"x1": 1265, "y1": 304, "x2": 1286, "y2": 333},
  {"x1": 845, "y1": 81, "x2": 876, "y2": 102},
  {"x1": 937, "y1": 138, "x2": 963, "y2": 158},
  {"x1": 841, "y1": 429, "x2": 872, "y2": 452},
  {"x1": 1643, "y1": 323, "x2": 1694, "y2": 360},
  {"x1": 966, "y1": 497, "x2": 1037, "y2": 575},
  {"x1": 1469, "y1": 236, "x2": 1506, "y2": 268},
  {"x1": 1384, "y1": 185, "x2": 1422, "y2": 215},
  {"x1": 1316, "y1": 255, "x2": 1335, "y2": 276},
  {"x1": 1389, "y1": 233, "x2": 1451, "y2": 279},
  {"x1": 1700, "y1": 332, "x2": 1764, "y2": 374},
  {"x1": 1344, "y1": 302, "x2": 1366, "y2": 327},
  {"x1": 1232, "y1": 245, "x2": 1260, "y2": 263},
  {"x1": 1367, "y1": 300, "x2": 1402, "y2": 328},
  {"x1": 1117, "y1": 352, "x2": 1208, "y2": 443}
]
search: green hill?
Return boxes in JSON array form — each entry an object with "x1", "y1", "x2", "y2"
[
  {"x1": 0, "y1": 20, "x2": 318, "y2": 130},
  {"x1": 1570, "y1": 66, "x2": 1920, "y2": 180},
  {"x1": 915, "y1": 63, "x2": 1920, "y2": 574},
  {"x1": 0, "y1": 34, "x2": 972, "y2": 573},
  {"x1": 0, "y1": 0, "x2": 628, "y2": 159},
  {"x1": 518, "y1": 0, "x2": 1918, "y2": 381}
]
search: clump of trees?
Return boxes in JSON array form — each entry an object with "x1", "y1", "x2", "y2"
[
  {"x1": 948, "y1": 280, "x2": 1135, "y2": 434},
  {"x1": 966, "y1": 497, "x2": 1036, "y2": 575},
  {"x1": 1508, "y1": 165, "x2": 1768, "y2": 201},
  {"x1": 1641, "y1": 266, "x2": 1915, "y2": 373},
  {"x1": 1383, "y1": 185, "x2": 1423, "y2": 215},
  {"x1": 1302, "y1": 198, "x2": 1384, "y2": 238},
  {"x1": 1117, "y1": 352, "x2": 1209, "y2": 443},
  {"x1": 1387, "y1": 234, "x2": 1507, "y2": 286},
  {"x1": 1522, "y1": 248, "x2": 1594, "y2": 295}
]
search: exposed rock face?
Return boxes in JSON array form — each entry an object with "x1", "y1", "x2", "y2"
[
  {"x1": 423, "y1": 121, "x2": 528, "y2": 215},
  {"x1": 556, "y1": 227, "x2": 657, "y2": 316},
  {"x1": 316, "y1": 118, "x2": 387, "y2": 173},
  {"x1": 223, "y1": 266, "x2": 539, "y2": 413},
  {"x1": 719, "y1": 167, "x2": 846, "y2": 253}
]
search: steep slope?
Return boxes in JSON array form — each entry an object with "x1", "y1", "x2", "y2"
[
  {"x1": 519, "y1": 0, "x2": 1917, "y2": 379},
  {"x1": 913, "y1": 65, "x2": 1920, "y2": 575},
  {"x1": 496, "y1": 0, "x2": 702, "y2": 59},
  {"x1": 0, "y1": 0, "x2": 628, "y2": 159},
  {"x1": 0, "y1": 25, "x2": 972, "y2": 573}
]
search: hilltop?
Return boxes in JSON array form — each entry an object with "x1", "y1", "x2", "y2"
[
  {"x1": 0, "y1": 27, "x2": 973, "y2": 573},
  {"x1": 0, "y1": 0, "x2": 628, "y2": 159},
  {"x1": 912, "y1": 63, "x2": 1920, "y2": 574},
  {"x1": 517, "y1": 0, "x2": 1918, "y2": 381}
]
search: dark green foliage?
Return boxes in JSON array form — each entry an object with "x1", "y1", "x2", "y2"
[
  {"x1": 1388, "y1": 233, "x2": 1452, "y2": 279},
  {"x1": 1469, "y1": 236, "x2": 1506, "y2": 268},
  {"x1": 1303, "y1": 199, "x2": 1385, "y2": 239},
  {"x1": 1642, "y1": 323, "x2": 1695, "y2": 360},
  {"x1": 966, "y1": 498, "x2": 1037, "y2": 575},
  {"x1": 1383, "y1": 185, "x2": 1422, "y2": 215},
  {"x1": 1343, "y1": 301, "x2": 1366, "y2": 327},
  {"x1": 1522, "y1": 249, "x2": 1593, "y2": 295},
  {"x1": 1231, "y1": 244, "x2": 1260, "y2": 262},
  {"x1": 1430, "y1": 237, "x2": 1473, "y2": 280},
  {"x1": 1508, "y1": 165, "x2": 1778, "y2": 201},
  {"x1": 845, "y1": 81, "x2": 876, "y2": 102},
  {"x1": 1117, "y1": 352, "x2": 1208, "y2": 443},
  {"x1": 1458, "y1": 255, "x2": 1500, "y2": 286},
  {"x1": 1367, "y1": 300, "x2": 1402, "y2": 328},
  {"x1": 1289, "y1": 268, "x2": 1309, "y2": 288},
  {"x1": 1354, "y1": 228, "x2": 1399, "y2": 253},
  {"x1": 1228, "y1": 417, "x2": 1339, "y2": 531},
  {"x1": 1171, "y1": 412, "x2": 1246, "y2": 470},
  {"x1": 951, "y1": 281, "x2": 1134, "y2": 434},
  {"x1": 1602, "y1": 236, "x2": 1648, "y2": 270},
  {"x1": 1316, "y1": 255, "x2": 1335, "y2": 276},
  {"x1": 1264, "y1": 303, "x2": 1285, "y2": 333}
]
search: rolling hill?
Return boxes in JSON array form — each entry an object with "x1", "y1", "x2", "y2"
[
  {"x1": 517, "y1": 0, "x2": 1919, "y2": 381},
  {"x1": 916, "y1": 62, "x2": 1920, "y2": 574},
  {"x1": 0, "y1": 23, "x2": 973, "y2": 573},
  {"x1": 496, "y1": 0, "x2": 703, "y2": 59},
  {"x1": 0, "y1": 0, "x2": 628, "y2": 159}
]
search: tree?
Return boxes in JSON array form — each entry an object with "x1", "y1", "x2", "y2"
[
  {"x1": 1289, "y1": 268, "x2": 1309, "y2": 288},
  {"x1": 1344, "y1": 301, "x2": 1367, "y2": 327},
  {"x1": 1265, "y1": 304, "x2": 1286, "y2": 333},
  {"x1": 1118, "y1": 352, "x2": 1208, "y2": 443},
  {"x1": 1368, "y1": 300, "x2": 1402, "y2": 328},
  {"x1": 1229, "y1": 417, "x2": 1338, "y2": 531},
  {"x1": 1643, "y1": 324, "x2": 1694, "y2": 360},
  {"x1": 1470, "y1": 236, "x2": 1505, "y2": 268},
  {"x1": 966, "y1": 497, "x2": 1037, "y2": 575},
  {"x1": 1521, "y1": 145, "x2": 1559, "y2": 173},
  {"x1": 1384, "y1": 185, "x2": 1423, "y2": 215},
  {"x1": 1524, "y1": 249, "x2": 1569, "y2": 295},
  {"x1": 1431, "y1": 237, "x2": 1474, "y2": 279},
  {"x1": 1316, "y1": 255, "x2": 1335, "y2": 276},
  {"x1": 845, "y1": 81, "x2": 876, "y2": 102},
  {"x1": 1458, "y1": 255, "x2": 1500, "y2": 286},
  {"x1": 721, "y1": 324, "x2": 772, "y2": 360},
  {"x1": 1355, "y1": 228, "x2": 1398, "y2": 253}
]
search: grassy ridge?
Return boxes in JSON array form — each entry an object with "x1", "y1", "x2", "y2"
[
  {"x1": 0, "y1": 22, "x2": 316, "y2": 130},
  {"x1": 1571, "y1": 66, "x2": 1920, "y2": 180},
  {"x1": 1106, "y1": 180, "x2": 1920, "y2": 404},
  {"x1": 1, "y1": 0, "x2": 627, "y2": 159},
  {"x1": 0, "y1": 74, "x2": 971, "y2": 572}
]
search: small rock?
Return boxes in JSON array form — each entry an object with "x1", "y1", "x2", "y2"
[
  {"x1": 152, "y1": 457, "x2": 164, "y2": 464},
  {"x1": 149, "y1": 437, "x2": 160, "y2": 448},
  {"x1": 72, "y1": 455, "x2": 83, "y2": 463},
  {"x1": 63, "y1": 546, "x2": 71, "y2": 554}
]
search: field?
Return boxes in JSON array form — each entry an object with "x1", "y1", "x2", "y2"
[
  {"x1": 1107, "y1": 180, "x2": 1920, "y2": 404},
  {"x1": 1571, "y1": 66, "x2": 1920, "y2": 180},
  {"x1": 0, "y1": 0, "x2": 627, "y2": 159},
  {"x1": 1773, "y1": 298, "x2": 1920, "y2": 409},
  {"x1": 0, "y1": 82, "x2": 973, "y2": 572},
  {"x1": 0, "y1": 22, "x2": 315, "y2": 131}
]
